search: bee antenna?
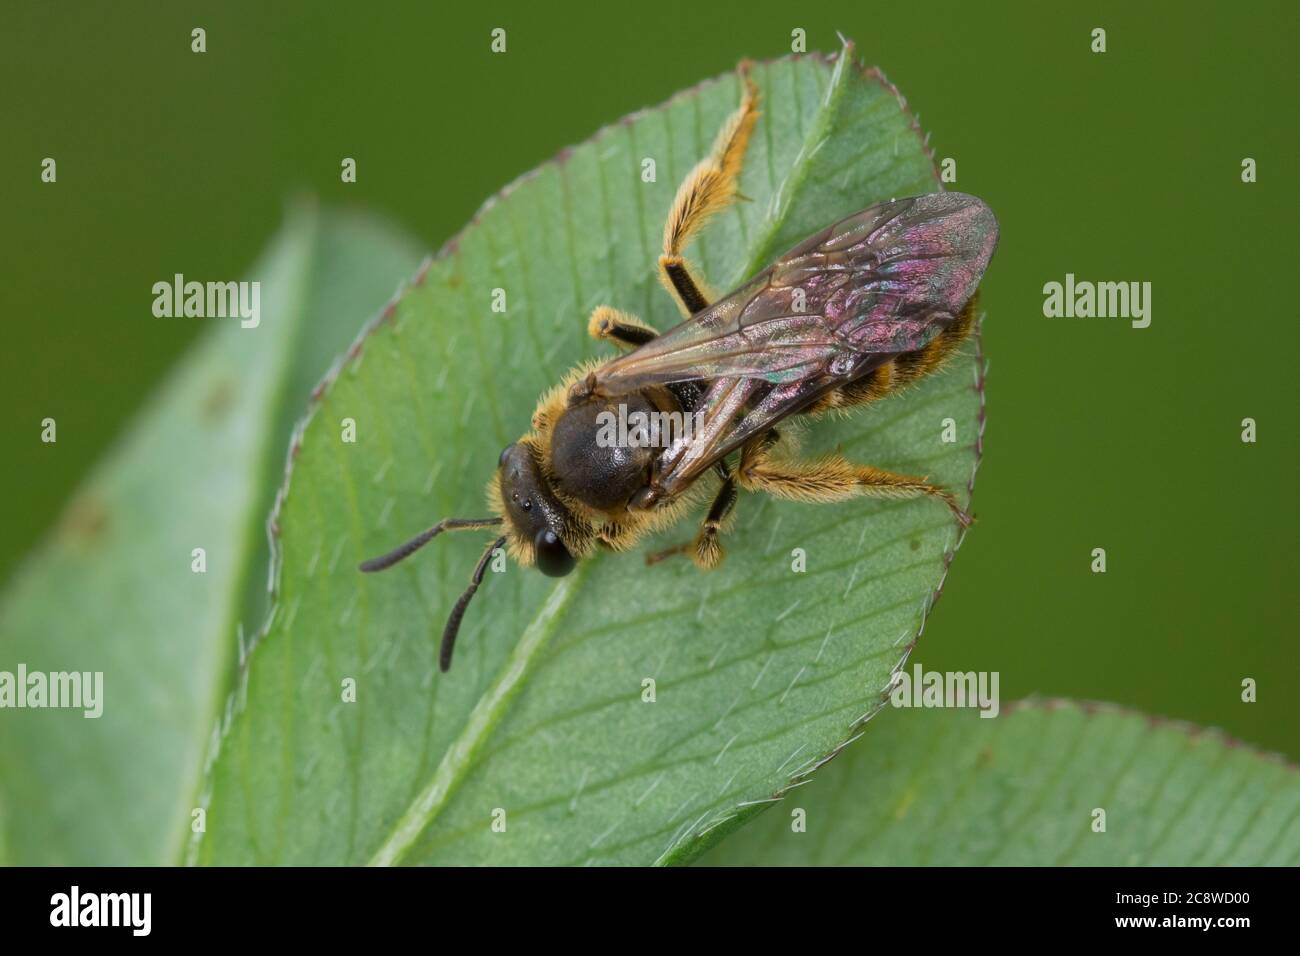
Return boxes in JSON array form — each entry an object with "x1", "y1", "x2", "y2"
[
  {"x1": 440, "y1": 535, "x2": 508, "y2": 672},
  {"x1": 358, "y1": 517, "x2": 502, "y2": 573}
]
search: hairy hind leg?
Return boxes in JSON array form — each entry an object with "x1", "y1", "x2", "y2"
[
  {"x1": 659, "y1": 62, "x2": 760, "y2": 317},
  {"x1": 738, "y1": 443, "x2": 971, "y2": 528}
]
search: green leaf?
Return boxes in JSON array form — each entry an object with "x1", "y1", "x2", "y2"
[
  {"x1": 0, "y1": 205, "x2": 424, "y2": 864},
  {"x1": 699, "y1": 699, "x2": 1300, "y2": 865},
  {"x1": 197, "y1": 48, "x2": 983, "y2": 866}
]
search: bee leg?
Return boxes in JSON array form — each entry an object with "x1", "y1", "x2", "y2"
[
  {"x1": 645, "y1": 464, "x2": 738, "y2": 569},
  {"x1": 737, "y1": 448, "x2": 972, "y2": 529},
  {"x1": 587, "y1": 305, "x2": 658, "y2": 348},
  {"x1": 658, "y1": 258, "x2": 712, "y2": 316},
  {"x1": 691, "y1": 467, "x2": 738, "y2": 569},
  {"x1": 643, "y1": 540, "x2": 691, "y2": 565},
  {"x1": 658, "y1": 62, "x2": 760, "y2": 317}
]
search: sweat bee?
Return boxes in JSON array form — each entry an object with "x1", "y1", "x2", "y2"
[{"x1": 361, "y1": 64, "x2": 999, "y2": 671}]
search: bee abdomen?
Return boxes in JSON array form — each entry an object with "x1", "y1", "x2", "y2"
[
  {"x1": 810, "y1": 296, "x2": 980, "y2": 414},
  {"x1": 807, "y1": 359, "x2": 894, "y2": 414}
]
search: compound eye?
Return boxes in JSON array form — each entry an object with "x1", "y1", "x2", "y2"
[
  {"x1": 533, "y1": 529, "x2": 575, "y2": 578},
  {"x1": 499, "y1": 443, "x2": 515, "y2": 468}
]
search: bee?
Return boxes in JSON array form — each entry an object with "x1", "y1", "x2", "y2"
[{"x1": 361, "y1": 63, "x2": 999, "y2": 671}]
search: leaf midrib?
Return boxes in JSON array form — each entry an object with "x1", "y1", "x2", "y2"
[
  {"x1": 741, "y1": 49, "x2": 852, "y2": 281},
  {"x1": 367, "y1": 566, "x2": 587, "y2": 866},
  {"x1": 360, "y1": 55, "x2": 861, "y2": 866}
]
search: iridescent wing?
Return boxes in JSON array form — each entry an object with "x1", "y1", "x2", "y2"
[{"x1": 591, "y1": 192, "x2": 999, "y2": 497}]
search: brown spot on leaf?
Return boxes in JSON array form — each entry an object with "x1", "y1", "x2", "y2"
[
  {"x1": 202, "y1": 379, "x2": 234, "y2": 422},
  {"x1": 57, "y1": 495, "x2": 110, "y2": 546}
]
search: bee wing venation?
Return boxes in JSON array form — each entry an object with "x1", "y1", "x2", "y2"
[
  {"x1": 594, "y1": 192, "x2": 999, "y2": 393},
  {"x1": 596, "y1": 192, "x2": 999, "y2": 495}
]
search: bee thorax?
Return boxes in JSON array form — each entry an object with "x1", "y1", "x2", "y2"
[{"x1": 550, "y1": 395, "x2": 657, "y2": 511}]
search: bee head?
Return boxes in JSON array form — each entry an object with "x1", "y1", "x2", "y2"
[
  {"x1": 493, "y1": 440, "x2": 578, "y2": 577},
  {"x1": 356, "y1": 435, "x2": 586, "y2": 672}
]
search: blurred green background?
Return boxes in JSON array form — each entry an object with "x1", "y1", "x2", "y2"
[{"x1": 2, "y1": 0, "x2": 1296, "y2": 761}]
